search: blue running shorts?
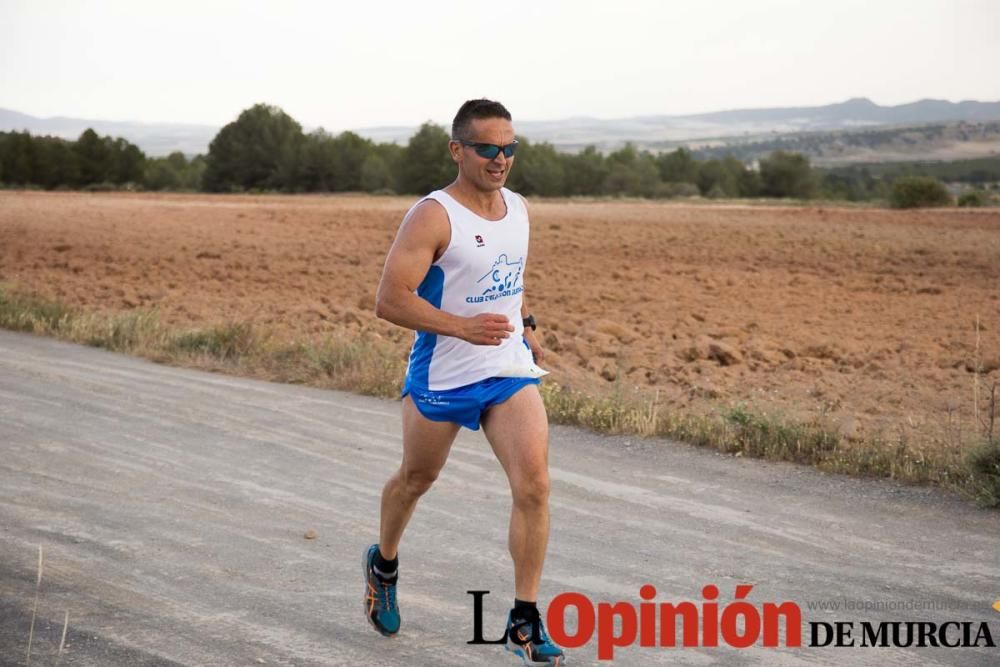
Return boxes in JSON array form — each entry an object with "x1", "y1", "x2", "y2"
[{"x1": 402, "y1": 376, "x2": 541, "y2": 431}]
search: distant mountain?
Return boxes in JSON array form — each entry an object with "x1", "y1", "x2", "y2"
[
  {"x1": 685, "y1": 97, "x2": 1000, "y2": 127},
  {"x1": 3, "y1": 98, "x2": 1000, "y2": 157},
  {"x1": 357, "y1": 98, "x2": 1000, "y2": 152},
  {"x1": 0, "y1": 108, "x2": 217, "y2": 156}
]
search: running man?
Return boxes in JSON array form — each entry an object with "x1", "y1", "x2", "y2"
[{"x1": 365, "y1": 99, "x2": 564, "y2": 664}]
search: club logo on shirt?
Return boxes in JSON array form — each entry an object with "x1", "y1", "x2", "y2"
[
  {"x1": 475, "y1": 234, "x2": 485, "y2": 247},
  {"x1": 467, "y1": 254, "x2": 524, "y2": 303}
]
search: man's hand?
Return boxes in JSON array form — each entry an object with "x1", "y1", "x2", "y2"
[
  {"x1": 524, "y1": 327, "x2": 545, "y2": 364},
  {"x1": 457, "y1": 313, "x2": 515, "y2": 346}
]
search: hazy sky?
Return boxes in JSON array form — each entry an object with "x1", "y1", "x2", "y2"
[{"x1": 2, "y1": 0, "x2": 998, "y2": 131}]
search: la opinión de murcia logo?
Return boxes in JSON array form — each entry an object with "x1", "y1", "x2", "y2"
[
  {"x1": 470, "y1": 585, "x2": 799, "y2": 660},
  {"x1": 468, "y1": 587, "x2": 998, "y2": 661}
]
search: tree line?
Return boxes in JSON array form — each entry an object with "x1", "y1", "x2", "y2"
[
  {"x1": 0, "y1": 128, "x2": 146, "y2": 189},
  {"x1": 2, "y1": 103, "x2": 992, "y2": 206},
  {"x1": 820, "y1": 156, "x2": 1000, "y2": 186}
]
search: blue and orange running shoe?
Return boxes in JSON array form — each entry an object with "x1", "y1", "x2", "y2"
[
  {"x1": 505, "y1": 610, "x2": 565, "y2": 665},
  {"x1": 363, "y1": 544, "x2": 400, "y2": 636}
]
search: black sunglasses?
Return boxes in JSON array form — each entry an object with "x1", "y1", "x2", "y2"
[{"x1": 455, "y1": 139, "x2": 519, "y2": 159}]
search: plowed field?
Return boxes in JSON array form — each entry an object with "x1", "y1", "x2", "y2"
[{"x1": 2, "y1": 191, "x2": 998, "y2": 447}]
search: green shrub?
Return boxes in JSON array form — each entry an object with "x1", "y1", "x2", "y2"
[
  {"x1": 888, "y1": 176, "x2": 952, "y2": 209},
  {"x1": 966, "y1": 439, "x2": 1000, "y2": 507},
  {"x1": 759, "y1": 151, "x2": 817, "y2": 199},
  {"x1": 957, "y1": 190, "x2": 987, "y2": 207}
]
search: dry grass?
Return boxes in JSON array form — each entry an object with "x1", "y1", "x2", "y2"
[
  {"x1": 16, "y1": 543, "x2": 70, "y2": 666},
  {"x1": 2, "y1": 284, "x2": 996, "y2": 505},
  {"x1": 541, "y1": 380, "x2": 973, "y2": 487},
  {"x1": 55, "y1": 610, "x2": 69, "y2": 667},
  {"x1": 966, "y1": 438, "x2": 1000, "y2": 507},
  {"x1": 25, "y1": 545, "x2": 43, "y2": 667},
  {"x1": 0, "y1": 285, "x2": 406, "y2": 397}
]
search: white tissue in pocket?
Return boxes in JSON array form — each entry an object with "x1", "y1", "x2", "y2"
[{"x1": 493, "y1": 364, "x2": 550, "y2": 379}]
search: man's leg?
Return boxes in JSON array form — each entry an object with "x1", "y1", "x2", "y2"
[
  {"x1": 365, "y1": 395, "x2": 460, "y2": 636},
  {"x1": 480, "y1": 384, "x2": 550, "y2": 603},
  {"x1": 378, "y1": 394, "x2": 461, "y2": 559},
  {"x1": 481, "y1": 384, "x2": 563, "y2": 663}
]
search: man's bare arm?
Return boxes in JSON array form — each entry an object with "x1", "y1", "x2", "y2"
[{"x1": 374, "y1": 200, "x2": 514, "y2": 346}]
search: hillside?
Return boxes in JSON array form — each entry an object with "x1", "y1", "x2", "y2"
[
  {"x1": 688, "y1": 121, "x2": 1000, "y2": 166},
  {"x1": 3, "y1": 98, "x2": 1000, "y2": 160}
]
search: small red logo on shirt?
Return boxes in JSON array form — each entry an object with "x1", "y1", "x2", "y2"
[{"x1": 475, "y1": 235, "x2": 485, "y2": 247}]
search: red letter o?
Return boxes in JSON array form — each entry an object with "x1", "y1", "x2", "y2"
[{"x1": 547, "y1": 592, "x2": 595, "y2": 649}]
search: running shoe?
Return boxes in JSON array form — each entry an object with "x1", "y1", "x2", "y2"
[
  {"x1": 362, "y1": 544, "x2": 400, "y2": 636},
  {"x1": 505, "y1": 609, "x2": 565, "y2": 665}
]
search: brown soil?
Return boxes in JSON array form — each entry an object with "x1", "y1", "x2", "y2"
[{"x1": 2, "y1": 191, "x2": 998, "y2": 447}]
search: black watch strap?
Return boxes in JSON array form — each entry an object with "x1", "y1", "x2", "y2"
[{"x1": 523, "y1": 314, "x2": 537, "y2": 331}]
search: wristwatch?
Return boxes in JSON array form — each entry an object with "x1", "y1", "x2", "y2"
[{"x1": 523, "y1": 314, "x2": 537, "y2": 331}]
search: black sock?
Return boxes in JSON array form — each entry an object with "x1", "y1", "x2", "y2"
[
  {"x1": 373, "y1": 547, "x2": 398, "y2": 581},
  {"x1": 512, "y1": 598, "x2": 539, "y2": 621},
  {"x1": 511, "y1": 599, "x2": 541, "y2": 643}
]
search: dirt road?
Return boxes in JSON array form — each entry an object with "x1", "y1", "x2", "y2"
[{"x1": 1, "y1": 330, "x2": 998, "y2": 665}]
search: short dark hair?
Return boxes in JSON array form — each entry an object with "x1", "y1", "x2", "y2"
[{"x1": 451, "y1": 99, "x2": 512, "y2": 140}]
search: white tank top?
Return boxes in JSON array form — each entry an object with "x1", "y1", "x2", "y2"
[{"x1": 405, "y1": 187, "x2": 536, "y2": 391}]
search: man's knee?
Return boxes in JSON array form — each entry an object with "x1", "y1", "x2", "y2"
[
  {"x1": 400, "y1": 467, "x2": 440, "y2": 498},
  {"x1": 512, "y1": 470, "x2": 550, "y2": 508}
]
